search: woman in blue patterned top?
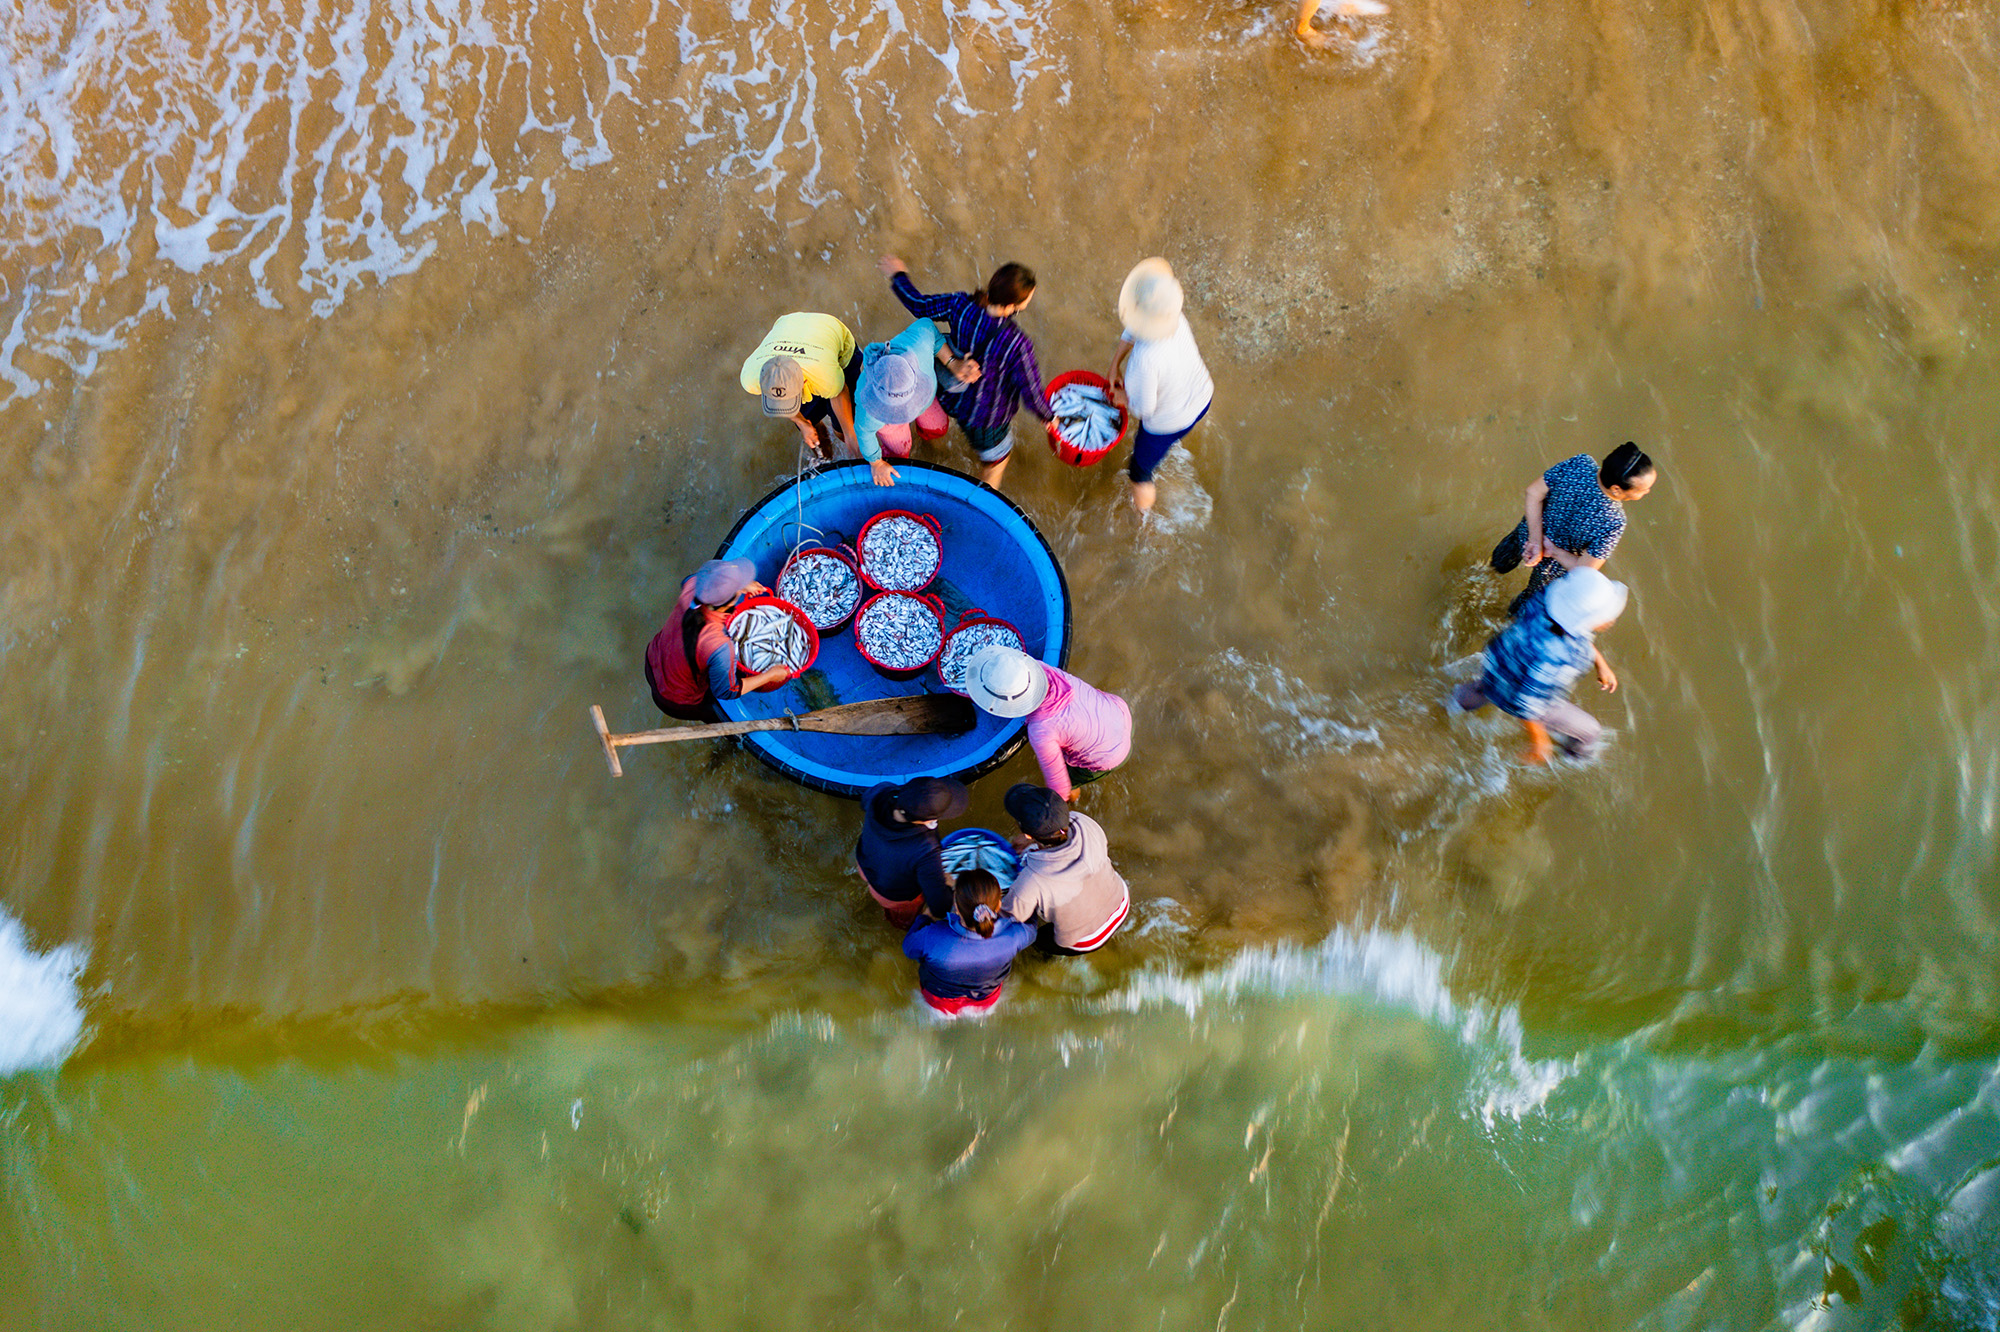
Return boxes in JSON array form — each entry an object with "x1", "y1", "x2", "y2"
[
  {"x1": 1452, "y1": 568, "x2": 1629, "y2": 764},
  {"x1": 1491, "y1": 442, "x2": 1656, "y2": 613}
]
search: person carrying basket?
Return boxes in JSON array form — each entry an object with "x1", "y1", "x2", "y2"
[
  {"x1": 877, "y1": 255, "x2": 1054, "y2": 490},
  {"x1": 643, "y1": 559, "x2": 789, "y2": 722},
  {"x1": 1107, "y1": 258, "x2": 1214, "y2": 516}
]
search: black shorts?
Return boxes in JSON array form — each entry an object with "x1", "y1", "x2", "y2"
[{"x1": 799, "y1": 351, "x2": 864, "y2": 425}]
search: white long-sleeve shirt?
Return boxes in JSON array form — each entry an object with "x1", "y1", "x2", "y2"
[{"x1": 1122, "y1": 316, "x2": 1214, "y2": 435}]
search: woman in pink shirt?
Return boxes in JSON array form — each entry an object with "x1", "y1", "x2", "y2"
[{"x1": 963, "y1": 647, "x2": 1132, "y2": 800}]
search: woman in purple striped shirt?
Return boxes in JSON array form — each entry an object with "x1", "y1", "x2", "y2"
[{"x1": 877, "y1": 255, "x2": 1055, "y2": 489}]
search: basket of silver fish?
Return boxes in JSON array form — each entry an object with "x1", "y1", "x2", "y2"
[
  {"x1": 856, "y1": 510, "x2": 944, "y2": 593},
  {"x1": 1043, "y1": 370, "x2": 1129, "y2": 467},
  {"x1": 852, "y1": 590, "x2": 947, "y2": 679},
  {"x1": 940, "y1": 827, "x2": 1021, "y2": 891},
  {"x1": 934, "y1": 609, "x2": 1027, "y2": 695},
  {"x1": 775, "y1": 543, "x2": 863, "y2": 632},
  {"x1": 724, "y1": 595, "x2": 820, "y2": 685}
]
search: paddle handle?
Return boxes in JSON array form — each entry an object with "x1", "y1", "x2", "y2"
[
  {"x1": 591, "y1": 705, "x2": 623, "y2": 777},
  {"x1": 591, "y1": 705, "x2": 795, "y2": 776}
]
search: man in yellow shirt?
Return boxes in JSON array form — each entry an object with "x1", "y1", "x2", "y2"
[{"x1": 739, "y1": 312, "x2": 861, "y2": 460}]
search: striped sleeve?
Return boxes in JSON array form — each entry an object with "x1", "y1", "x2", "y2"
[
  {"x1": 891, "y1": 272, "x2": 959, "y2": 323},
  {"x1": 1004, "y1": 327, "x2": 1053, "y2": 421}
]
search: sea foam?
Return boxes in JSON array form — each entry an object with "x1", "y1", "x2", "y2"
[
  {"x1": 1102, "y1": 925, "x2": 1572, "y2": 1124},
  {"x1": 1, "y1": 0, "x2": 1065, "y2": 408},
  {"x1": 0, "y1": 910, "x2": 88, "y2": 1076}
]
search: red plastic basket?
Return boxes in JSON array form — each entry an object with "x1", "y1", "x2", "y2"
[
  {"x1": 1044, "y1": 370, "x2": 1129, "y2": 467},
  {"x1": 852, "y1": 591, "x2": 947, "y2": 680},
  {"x1": 935, "y1": 608, "x2": 1027, "y2": 695},
  {"x1": 775, "y1": 542, "x2": 863, "y2": 632},
  {"x1": 725, "y1": 594, "x2": 821, "y2": 688},
  {"x1": 856, "y1": 510, "x2": 944, "y2": 593}
]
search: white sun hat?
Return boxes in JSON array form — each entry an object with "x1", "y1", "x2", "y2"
[
  {"x1": 1544, "y1": 567, "x2": 1629, "y2": 635},
  {"x1": 1117, "y1": 257, "x2": 1184, "y2": 342},
  {"x1": 963, "y1": 645, "x2": 1049, "y2": 718}
]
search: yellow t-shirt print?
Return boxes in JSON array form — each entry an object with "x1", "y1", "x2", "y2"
[{"x1": 739, "y1": 313, "x2": 857, "y2": 401}]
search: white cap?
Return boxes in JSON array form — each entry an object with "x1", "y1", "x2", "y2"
[
  {"x1": 962, "y1": 646, "x2": 1049, "y2": 718},
  {"x1": 1544, "y1": 568, "x2": 1628, "y2": 634}
]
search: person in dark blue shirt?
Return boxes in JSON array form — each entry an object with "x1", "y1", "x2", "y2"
[
  {"x1": 1452, "y1": 568, "x2": 1628, "y2": 764},
  {"x1": 855, "y1": 777, "x2": 968, "y2": 926},
  {"x1": 902, "y1": 870, "x2": 1037, "y2": 1017},
  {"x1": 1491, "y1": 442, "x2": 1657, "y2": 614}
]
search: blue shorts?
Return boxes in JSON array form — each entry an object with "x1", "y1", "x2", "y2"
[{"x1": 1127, "y1": 401, "x2": 1210, "y2": 482}]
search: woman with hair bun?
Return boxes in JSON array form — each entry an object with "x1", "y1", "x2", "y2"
[
  {"x1": 876, "y1": 254, "x2": 1054, "y2": 489},
  {"x1": 1491, "y1": 441, "x2": 1658, "y2": 613},
  {"x1": 899, "y1": 869, "x2": 1037, "y2": 1017}
]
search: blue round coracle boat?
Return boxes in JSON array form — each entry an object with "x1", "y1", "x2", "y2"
[{"x1": 713, "y1": 460, "x2": 1072, "y2": 798}]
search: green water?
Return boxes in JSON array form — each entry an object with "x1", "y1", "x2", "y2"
[{"x1": 5, "y1": 0, "x2": 2000, "y2": 1325}]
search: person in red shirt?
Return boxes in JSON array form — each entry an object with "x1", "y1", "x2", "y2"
[{"x1": 643, "y1": 558, "x2": 789, "y2": 722}]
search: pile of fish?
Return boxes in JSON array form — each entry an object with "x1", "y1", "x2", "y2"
[
  {"x1": 1050, "y1": 382, "x2": 1123, "y2": 453},
  {"x1": 859, "y1": 515, "x2": 941, "y2": 591},
  {"x1": 941, "y1": 834, "x2": 1019, "y2": 891},
  {"x1": 936, "y1": 622, "x2": 1025, "y2": 692},
  {"x1": 776, "y1": 551, "x2": 861, "y2": 630},
  {"x1": 854, "y1": 593, "x2": 943, "y2": 670},
  {"x1": 728, "y1": 602, "x2": 814, "y2": 674}
]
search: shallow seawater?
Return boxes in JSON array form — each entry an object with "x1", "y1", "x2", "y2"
[{"x1": 4, "y1": 0, "x2": 2000, "y2": 1326}]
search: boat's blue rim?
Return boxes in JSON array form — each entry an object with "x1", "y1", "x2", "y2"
[{"x1": 713, "y1": 460, "x2": 1074, "y2": 799}]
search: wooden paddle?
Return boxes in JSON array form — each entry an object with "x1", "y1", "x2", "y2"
[{"x1": 588, "y1": 694, "x2": 977, "y2": 777}]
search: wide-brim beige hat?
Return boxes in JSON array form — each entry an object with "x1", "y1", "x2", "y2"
[
  {"x1": 963, "y1": 645, "x2": 1049, "y2": 718},
  {"x1": 1117, "y1": 257, "x2": 1183, "y2": 342}
]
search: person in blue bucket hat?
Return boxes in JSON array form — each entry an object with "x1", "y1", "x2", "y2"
[{"x1": 851, "y1": 318, "x2": 955, "y2": 486}]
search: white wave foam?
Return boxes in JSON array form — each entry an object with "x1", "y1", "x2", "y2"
[
  {"x1": 0, "y1": 0, "x2": 665, "y2": 404},
  {"x1": 1, "y1": 0, "x2": 1066, "y2": 406},
  {"x1": 0, "y1": 910, "x2": 88, "y2": 1076},
  {"x1": 1101, "y1": 925, "x2": 1571, "y2": 1124},
  {"x1": 1214, "y1": 648, "x2": 1384, "y2": 754}
]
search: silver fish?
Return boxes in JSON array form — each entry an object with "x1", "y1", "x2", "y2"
[
  {"x1": 1050, "y1": 384, "x2": 1122, "y2": 450},
  {"x1": 859, "y1": 515, "x2": 941, "y2": 592},
  {"x1": 940, "y1": 837, "x2": 1018, "y2": 890},
  {"x1": 778, "y1": 552, "x2": 860, "y2": 629},
  {"x1": 938, "y1": 623, "x2": 1024, "y2": 691},
  {"x1": 730, "y1": 604, "x2": 813, "y2": 673},
  {"x1": 854, "y1": 594, "x2": 943, "y2": 670}
]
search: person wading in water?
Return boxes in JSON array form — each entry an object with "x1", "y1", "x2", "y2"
[
  {"x1": 877, "y1": 254, "x2": 1054, "y2": 490},
  {"x1": 1451, "y1": 567, "x2": 1630, "y2": 764},
  {"x1": 1491, "y1": 442, "x2": 1657, "y2": 616}
]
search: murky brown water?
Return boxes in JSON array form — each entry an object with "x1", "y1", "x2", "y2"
[{"x1": 4, "y1": 0, "x2": 2000, "y2": 1325}]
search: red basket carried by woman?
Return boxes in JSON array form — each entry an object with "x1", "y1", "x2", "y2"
[
  {"x1": 856, "y1": 510, "x2": 944, "y2": 593},
  {"x1": 775, "y1": 542, "x2": 863, "y2": 632},
  {"x1": 935, "y1": 608, "x2": 1027, "y2": 695},
  {"x1": 852, "y1": 591, "x2": 947, "y2": 680},
  {"x1": 724, "y1": 594, "x2": 821, "y2": 688},
  {"x1": 1043, "y1": 370, "x2": 1130, "y2": 467}
]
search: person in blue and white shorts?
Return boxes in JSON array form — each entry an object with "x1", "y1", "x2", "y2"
[
  {"x1": 1451, "y1": 567, "x2": 1629, "y2": 765},
  {"x1": 1108, "y1": 258, "x2": 1215, "y2": 516}
]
